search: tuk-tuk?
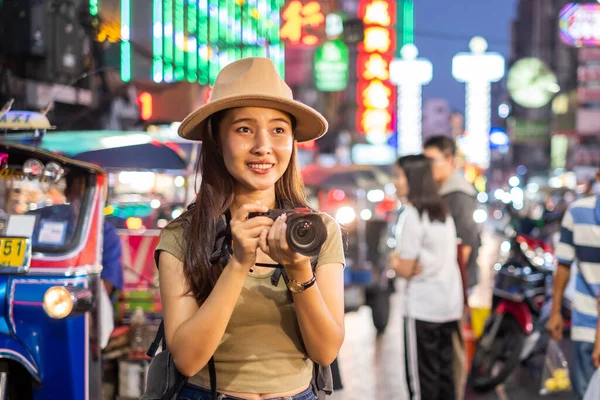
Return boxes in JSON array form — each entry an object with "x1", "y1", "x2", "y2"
[
  {"x1": 38, "y1": 129, "x2": 197, "y2": 398},
  {"x1": 0, "y1": 111, "x2": 107, "y2": 399},
  {"x1": 302, "y1": 164, "x2": 397, "y2": 334},
  {"x1": 38, "y1": 130, "x2": 197, "y2": 319}
]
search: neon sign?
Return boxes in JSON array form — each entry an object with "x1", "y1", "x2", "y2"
[
  {"x1": 280, "y1": 0, "x2": 325, "y2": 46},
  {"x1": 359, "y1": 0, "x2": 396, "y2": 27},
  {"x1": 356, "y1": 0, "x2": 397, "y2": 143},
  {"x1": 389, "y1": 44, "x2": 433, "y2": 156},
  {"x1": 559, "y1": 3, "x2": 600, "y2": 47},
  {"x1": 100, "y1": 0, "x2": 286, "y2": 84},
  {"x1": 452, "y1": 37, "x2": 505, "y2": 169},
  {"x1": 137, "y1": 92, "x2": 154, "y2": 121}
]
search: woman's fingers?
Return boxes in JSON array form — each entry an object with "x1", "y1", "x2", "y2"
[
  {"x1": 232, "y1": 225, "x2": 267, "y2": 241},
  {"x1": 258, "y1": 229, "x2": 270, "y2": 254},
  {"x1": 279, "y1": 214, "x2": 289, "y2": 251},
  {"x1": 240, "y1": 216, "x2": 275, "y2": 229},
  {"x1": 231, "y1": 202, "x2": 269, "y2": 222}
]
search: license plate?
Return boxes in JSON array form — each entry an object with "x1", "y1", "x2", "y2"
[{"x1": 0, "y1": 237, "x2": 30, "y2": 268}]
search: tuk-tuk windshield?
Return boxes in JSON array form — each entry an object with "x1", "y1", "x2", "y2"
[
  {"x1": 105, "y1": 171, "x2": 186, "y2": 230},
  {"x1": 0, "y1": 150, "x2": 92, "y2": 253}
]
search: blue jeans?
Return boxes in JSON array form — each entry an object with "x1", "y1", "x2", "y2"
[
  {"x1": 177, "y1": 384, "x2": 316, "y2": 400},
  {"x1": 573, "y1": 341, "x2": 596, "y2": 398}
]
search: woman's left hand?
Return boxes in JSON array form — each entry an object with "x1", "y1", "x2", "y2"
[{"x1": 259, "y1": 213, "x2": 311, "y2": 269}]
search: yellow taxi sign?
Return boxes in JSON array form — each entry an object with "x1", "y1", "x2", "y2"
[
  {"x1": 0, "y1": 111, "x2": 54, "y2": 131},
  {"x1": 0, "y1": 237, "x2": 31, "y2": 272}
]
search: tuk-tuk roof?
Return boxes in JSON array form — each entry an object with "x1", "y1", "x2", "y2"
[
  {"x1": 38, "y1": 130, "x2": 198, "y2": 172},
  {"x1": 39, "y1": 130, "x2": 154, "y2": 156},
  {"x1": 0, "y1": 141, "x2": 105, "y2": 175},
  {"x1": 0, "y1": 111, "x2": 54, "y2": 130}
]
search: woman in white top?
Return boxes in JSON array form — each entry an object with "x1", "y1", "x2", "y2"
[{"x1": 388, "y1": 154, "x2": 464, "y2": 400}]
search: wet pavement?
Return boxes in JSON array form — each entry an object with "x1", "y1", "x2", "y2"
[
  {"x1": 329, "y1": 296, "x2": 576, "y2": 400},
  {"x1": 330, "y1": 227, "x2": 577, "y2": 399}
]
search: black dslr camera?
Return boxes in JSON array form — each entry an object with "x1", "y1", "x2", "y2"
[{"x1": 247, "y1": 208, "x2": 327, "y2": 256}]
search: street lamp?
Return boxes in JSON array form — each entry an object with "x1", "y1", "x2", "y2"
[
  {"x1": 390, "y1": 44, "x2": 433, "y2": 156},
  {"x1": 452, "y1": 37, "x2": 505, "y2": 169}
]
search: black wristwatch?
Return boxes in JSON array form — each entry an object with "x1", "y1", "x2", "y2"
[{"x1": 285, "y1": 274, "x2": 317, "y2": 293}]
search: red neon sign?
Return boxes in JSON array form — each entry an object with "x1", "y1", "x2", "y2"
[
  {"x1": 357, "y1": 52, "x2": 393, "y2": 81},
  {"x1": 137, "y1": 92, "x2": 153, "y2": 121},
  {"x1": 358, "y1": 0, "x2": 397, "y2": 27},
  {"x1": 356, "y1": 0, "x2": 397, "y2": 137},
  {"x1": 280, "y1": 0, "x2": 325, "y2": 46}
]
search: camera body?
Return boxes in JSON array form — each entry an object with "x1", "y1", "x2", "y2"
[{"x1": 248, "y1": 208, "x2": 327, "y2": 257}]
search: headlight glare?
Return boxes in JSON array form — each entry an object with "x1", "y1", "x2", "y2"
[{"x1": 43, "y1": 286, "x2": 74, "y2": 319}]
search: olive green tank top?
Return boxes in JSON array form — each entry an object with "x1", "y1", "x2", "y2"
[{"x1": 155, "y1": 213, "x2": 344, "y2": 393}]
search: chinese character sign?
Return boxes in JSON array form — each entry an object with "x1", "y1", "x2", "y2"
[
  {"x1": 281, "y1": 0, "x2": 326, "y2": 46},
  {"x1": 356, "y1": 0, "x2": 397, "y2": 143}
]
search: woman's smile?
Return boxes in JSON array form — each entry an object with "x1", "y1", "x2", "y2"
[{"x1": 246, "y1": 161, "x2": 275, "y2": 174}]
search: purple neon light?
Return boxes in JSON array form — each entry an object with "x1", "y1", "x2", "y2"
[{"x1": 559, "y1": 3, "x2": 600, "y2": 47}]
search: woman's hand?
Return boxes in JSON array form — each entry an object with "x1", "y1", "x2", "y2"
[
  {"x1": 259, "y1": 213, "x2": 311, "y2": 269},
  {"x1": 387, "y1": 252, "x2": 422, "y2": 278},
  {"x1": 593, "y1": 341, "x2": 600, "y2": 369},
  {"x1": 230, "y1": 202, "x2": 274, "y2": 270}
]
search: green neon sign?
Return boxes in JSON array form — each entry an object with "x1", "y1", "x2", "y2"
[{"x1": 314, "y1": 39, "x2": 349, "y2": 92}]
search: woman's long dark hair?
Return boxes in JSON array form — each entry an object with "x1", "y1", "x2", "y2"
[
  {"x1": 396, "y1": 154, "x2": 448, "y2": 223},
  {"x1": 179, "y1": 110, "x2": 310, "y2": 304}
]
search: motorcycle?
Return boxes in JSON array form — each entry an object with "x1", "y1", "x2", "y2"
[{"x1": 470, "y1": 222, "x2": 571, "y2": 392}]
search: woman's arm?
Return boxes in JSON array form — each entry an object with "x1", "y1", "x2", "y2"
[
  {"x1": 159, "y1": 252, "x2": 248, "y2": 376},
  {"x1": 159, "y1": 202, "x2": 274, "y2": 376},
  {"x1": 285, "y1": 261, "x2": 345, "y2": 366}
]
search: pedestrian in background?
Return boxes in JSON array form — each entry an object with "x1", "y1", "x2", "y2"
[
  {"x1": 388, "y1": 154, "x2": 464, "y2": 400},
  {"x1": 548, "y1": 160, "x2": 600, "y2": 398},
  {"x1": 424, "y1": 135, "x2": 481, "y2": 399}
]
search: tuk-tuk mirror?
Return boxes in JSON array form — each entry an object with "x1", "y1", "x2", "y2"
[
  {"x1": 23, "y1": 158, "x2": 44, "y2": 179},
  {"x1": 43, "y1": 162, "x2": 65, "y2": 183}
]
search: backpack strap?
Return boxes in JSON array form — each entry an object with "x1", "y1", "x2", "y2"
[{"x1": 148, "y1": 319, "x2": 218, "y2": 400}]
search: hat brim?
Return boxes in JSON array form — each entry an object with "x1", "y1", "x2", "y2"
[{"x1": 178, "y1": 95, "x2": 328, "y2": 143}]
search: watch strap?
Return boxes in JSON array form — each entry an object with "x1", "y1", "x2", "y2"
[{"x1": 287, "y1": 274, "x2": 316, "y2": 293}]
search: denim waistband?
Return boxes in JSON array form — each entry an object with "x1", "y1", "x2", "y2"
[{"x1": 178, "y1": 383, "x2": 315, "y2": 400}]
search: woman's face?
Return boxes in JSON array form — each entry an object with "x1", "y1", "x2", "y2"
[
  {"x1": 392, "y1": 165, "x2": 409, "y2": 199},
  {"x1": 218, "y1": 107, "x2": 294, "y2": 192}
]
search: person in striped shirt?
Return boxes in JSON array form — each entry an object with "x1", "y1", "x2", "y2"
[{"x1": 547, "y1": 177, "x2": 600, "y2": 398}]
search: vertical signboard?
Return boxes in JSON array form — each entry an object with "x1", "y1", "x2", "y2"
[{"x1": 356, "y1": 0, "x2": 397, "y2": 144}]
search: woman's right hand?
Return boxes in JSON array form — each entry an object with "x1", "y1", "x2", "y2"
[{"x1": 230, "y1": 202, "x2": 275, "y2": 270}]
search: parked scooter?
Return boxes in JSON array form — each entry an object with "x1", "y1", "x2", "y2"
[{"x1": 470, "y1": 217, "x2": 571, "y2": 392}]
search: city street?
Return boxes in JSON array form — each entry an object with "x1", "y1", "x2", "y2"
[{"x1": 330, "y1": 229, "x2": 577, "y2": 400}]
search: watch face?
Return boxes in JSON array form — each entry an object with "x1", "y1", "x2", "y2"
[
  {"x1": 287, "y1": 281, "x2": 304, "y2": 293},
  {"x1": 507, "y1": 58, "x2": 558, "y2": 108}
]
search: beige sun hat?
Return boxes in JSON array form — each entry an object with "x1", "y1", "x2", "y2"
[{"x1": 178, "y1": 57, "x2": 328, "y2": 143}]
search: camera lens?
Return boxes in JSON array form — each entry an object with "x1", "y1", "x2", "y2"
[
  {"x1": 296, "y1": 221, "x2": 311, "y2": 238},
  {"x1": 286, "y1": 214, "x2": 327, "y2": 257}
]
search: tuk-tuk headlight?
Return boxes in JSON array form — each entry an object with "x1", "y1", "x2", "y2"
[{"x1": 43, "y1": 286, "x2": 74, "y2": 319}]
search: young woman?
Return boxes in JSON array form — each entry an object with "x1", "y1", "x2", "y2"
[
  {"x1": 388, "y1": 154, "x2": 464, "y2": 400},
  {"x1": 155, "y1": 57, "x2": 345, "y2": 400}
]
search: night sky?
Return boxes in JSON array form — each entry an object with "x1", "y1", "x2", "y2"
[{"x1": 414, "y1": 0, "x2": 518, "y2": 112}]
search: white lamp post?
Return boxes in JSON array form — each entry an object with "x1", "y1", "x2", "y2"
[
  {"x1": 452, "y1": 37, "x2": 505, "y2": 169},
  {"x1": 390, "y1": 44, "x2": 433, "y2": 156}
]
